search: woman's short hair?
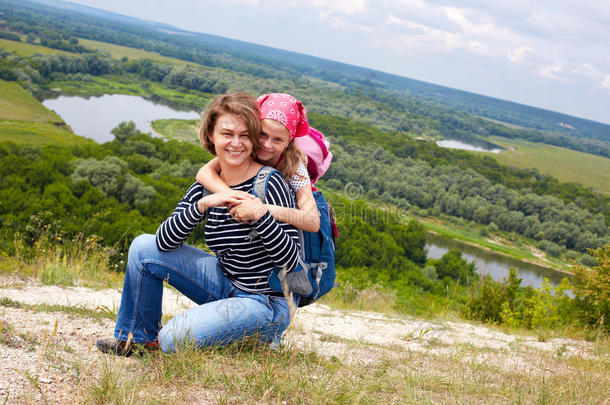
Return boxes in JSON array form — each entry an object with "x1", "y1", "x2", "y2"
[{"x1": 198, "y1": 93, "x2": 261, "y2": 157}]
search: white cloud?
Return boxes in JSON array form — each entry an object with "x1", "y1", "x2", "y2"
[
  {"x1": 469, "y1": 40, "x2": 485, "y2": 52},
  {"x1": 383, "y1": 14, "x2": 462, "y2": 52},
  {"x1": 507, "y1": 46, "x2": 534, "y2": 63},
  {"x1": 311, "y1": 0, "x2": 366, "y2": 15},
  {"x1": 602, "y1": 75, "x2": 610, "y2": 90},
  {"x1": 224, "y1": 0, "x2": 259, "y2": 5},
  {"x1": 538, "y1": 64, "x2": 565, "y2": 80}
]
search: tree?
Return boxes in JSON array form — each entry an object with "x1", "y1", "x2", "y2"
[
  {"x1": 571, "y1": 244, "x2": 610, "y2": 331},
  {"x1": 111, "y1": 121, "x2": 140, "y2": 142}
]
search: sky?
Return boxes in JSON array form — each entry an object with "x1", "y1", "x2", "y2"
[{"x1": 64, "y1": 0, "x2": 610, "y2": 124}]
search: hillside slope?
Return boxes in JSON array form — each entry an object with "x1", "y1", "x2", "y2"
[{"x1": 0, "y1": 275, "x2": 607, "y2": 403}]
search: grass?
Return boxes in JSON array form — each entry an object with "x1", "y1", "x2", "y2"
[
  {"x1": 0, "y1": 238, "x2": 608, "y2": 403},
  {"x1": 0, "y1": 234, "x2": 124, "y2": 290},
  {"x1": 47, "y1": 75, "x2": 210, "y2": 109},
  {"x1": 0, "y1": 38, "x2": 68, "y2": 56},
  {"x1": 151, "y1": 118, "x2": 200, "y2": 143},
  {"x1": 77, "y1": 38, "x2": 190, "y2": 66},
  {"x1": 484, "y1": 136, "x2": 610, "y2": 195},
  {"x1": 0, "y1": 80, "x2": 63, "y2": 122},
  {"x1": 0, "y1": 80, "x2": 94, "y2": 146},
  {"x1": 0, "y1": 297, "x2": 117, "y2": 322}
]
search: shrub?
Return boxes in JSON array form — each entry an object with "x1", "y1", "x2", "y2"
[{"x1": 571, "y1": 245, "x2": 610, "y2": 332}]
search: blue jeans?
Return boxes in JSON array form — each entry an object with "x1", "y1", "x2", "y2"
[{"x1": 114, "y1": 234, "x2": 293, "y2": 353}]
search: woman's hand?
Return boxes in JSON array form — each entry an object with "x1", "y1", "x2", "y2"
[
  {"x1": 229, "y1": 198, "x2": 268, "y2": 223},
  {"x1": 197, "y1": 190, "x2": 254, "y2": 214}
]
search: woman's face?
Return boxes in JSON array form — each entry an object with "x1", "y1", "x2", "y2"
[
  {"x1": 257, "y1": 119, "x2": 290, "y2": 165},
  {"x1": 209, "y1": 113, "x2": 253, "y2": 167}
]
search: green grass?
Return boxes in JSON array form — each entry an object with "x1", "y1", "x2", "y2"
[
  {"x1": 151, "y1": 118, "x2": 200, "y2": 143},
  {"x1": 0, "y1": 234, "x2": 125, "y2": 290},
  {"x1": 0, "y1": 38, "x2": 68, "y2": 56},
  {"x1": 77, "y1": 38, "x2": 190, "y2": 66},
  {"x1": 0, "y1": 80, "x2": 63, "y2": 122},
  {"x1": 76, "y1": 332, "x2": 610, "y2": 404},
  {"x1": 0, "y1": 297, "x2": 117, "y2": 322},
  {"x1": 0, "y1": 119, "x2": 93, "y2": 146},
  {"x1": 484, "y1": 136, "x2": 610, "y2": 195},
  {"x1": 0, "y1": 80, "x2": 94, "y2": 146}
]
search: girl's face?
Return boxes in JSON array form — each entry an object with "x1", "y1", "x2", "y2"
[
  {"x1": 257, "y1": 119, "x2": 290, "y2": 165},
  {"x1": 209, "y1": 113, "x2": 253, "y2": 168}
]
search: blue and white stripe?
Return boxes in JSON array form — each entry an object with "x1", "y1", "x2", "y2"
[{"x1": 155, "y1": 172, "x2": 300, "y2": 295}]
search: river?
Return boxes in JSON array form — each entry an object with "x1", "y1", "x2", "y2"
[{"x1": 426, "y1": 233, "x2": 568, "y2": 289}]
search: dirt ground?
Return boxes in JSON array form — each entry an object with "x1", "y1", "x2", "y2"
[{"x1": 0, "y1": 275, "x2": 604, "y2": 403}]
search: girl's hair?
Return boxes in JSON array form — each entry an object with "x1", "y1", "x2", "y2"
[
  {"x1": 198, "y1": 93, "x2": 261, "y2": 158},
  {"x1": 276, "y1": 141, "x2": 308, "y2": 182}
]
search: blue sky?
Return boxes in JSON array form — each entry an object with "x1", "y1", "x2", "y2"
[{"x1": 66, "y1": 0, "x2": 610, "y2": 124}]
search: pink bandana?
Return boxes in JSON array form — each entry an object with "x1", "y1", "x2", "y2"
[{"x1": 257, "y1": 93, "x2": 310, "y2": 139}]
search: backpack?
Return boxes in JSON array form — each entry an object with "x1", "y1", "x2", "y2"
[
  {"x1": 294, "y1": 127, "x2": 332, "y2": 189},
  {"x1": 295, "y1": 126, "x2": 338, "y2": 237},
  {"x1": 252, "y1": 166, "x2": 336, "y2": 307}
]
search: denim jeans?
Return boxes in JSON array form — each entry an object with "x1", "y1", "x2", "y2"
[{"x1": 114, "y1": 234, "x2": 293, "y2": 353}]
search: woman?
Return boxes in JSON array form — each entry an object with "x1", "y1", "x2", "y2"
[
  {"x1": 97, "y1": 93, "x2": 301, "y2": 355},
  {"x1": 196, "y1": 93, "x2": 322, "y2": 233}
]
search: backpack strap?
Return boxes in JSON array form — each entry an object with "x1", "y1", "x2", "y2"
[
  {"x1": 251, "y1": 166, "x2": 306, "y2": 259},
  {"x1": 251, "y1": 166, "x2": 276, "y2": 204}
]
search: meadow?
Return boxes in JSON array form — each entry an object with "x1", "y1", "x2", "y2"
[
  {"x1": 0, "y1": 80, "x2": 93, "y2": 145},
  {"x1": 0, "y1": 38, "x2": 67, "y2": 56},
  {"x1": 485, "y1": 136, "x2": 610, "y2": 195},
  {"x1": 76, "y1": 37, "x2": 190, "y2": 66}
]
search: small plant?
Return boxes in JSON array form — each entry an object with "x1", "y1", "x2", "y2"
[
  {"x1": 555, "y1": 344, "x2": 567, "y2": 358},
  {"x1": 41, "y1": 260, "x2": 74, "y2": 286}
]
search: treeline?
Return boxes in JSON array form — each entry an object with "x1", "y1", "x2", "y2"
[
  {"x1": 0, "y1": 48, "x2": 228, "y2": 97},
  {"x1": 0, "y1": 126, "x2": 437, "y2": 286},
  {"x1": 322, "y1": 141, "x2": 607, "y2": 259},
  {"x1": 310, "y1": 113, "x2": 610, "y2": 224},
  {"x1": 0, "y1": 130, "x2": 485, "y2": 320}
]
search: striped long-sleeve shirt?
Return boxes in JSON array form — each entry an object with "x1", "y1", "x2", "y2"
[{"x1": 155, "y1": 171, "x2": 300, "y2": 295}]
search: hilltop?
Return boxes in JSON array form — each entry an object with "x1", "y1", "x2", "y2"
[{"x1": 0, "y1": 274, "x2": 607, "y2": 403}]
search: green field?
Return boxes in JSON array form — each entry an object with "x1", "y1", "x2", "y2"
[
  {"x1": 151, "y1": 118, "x2": 200, "y2": 143},
  {"x1": 0, "y1": 80, "x2": 63, "y2": 122},
  {"x1": 77, "y1": 37, "x2": 192, "y2": 66},
  {"x1": 0, "y1": 38, "x2": 67, "y2": 56},
  {"x1": 484, "y1": 136, "x2": 610, "y2": 194},
  {"x1": 0, "y1": 80, "x2": 92, "y2": 145}
]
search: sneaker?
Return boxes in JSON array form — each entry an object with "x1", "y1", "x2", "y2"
[{"x1": 96, "y1": 338, "x2": 160, "y2": 357}]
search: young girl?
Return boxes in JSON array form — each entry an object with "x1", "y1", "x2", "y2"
[{"x1": 197, "y1": 93, "x2": 327, "y2": 232}]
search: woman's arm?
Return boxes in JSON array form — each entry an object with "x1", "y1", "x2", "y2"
[
  {"x1": 229, "y1": 172, "x2": 301, "y2": 272},
  {"x1": 264, "y1": 183, "x2": 320, "y2": 232},
  {"x1": 195, "y1": 157, "x2": 232, "y2": 193},
  {"x1": 156, "y1": 182, "x2": 252, "y2": 251}
]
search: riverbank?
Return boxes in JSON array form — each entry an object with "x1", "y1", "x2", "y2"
[{"x1": 418, "y1": 215, "x2": 574, "y2": 275}]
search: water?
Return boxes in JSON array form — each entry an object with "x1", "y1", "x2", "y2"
[
  {"x1": 436, "y1": 139, "x2": 502, "y2": 153},
  {"x1": 426, "y1": 233, "x2": 569, "y2": 289},
  {"x1": 42, "y1": 94, "x2": 200, "y2": 143}
]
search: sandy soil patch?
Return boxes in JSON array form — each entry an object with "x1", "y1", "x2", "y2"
[{"x1": 0, "y1": 277, "x2": 604, "y2": 403}]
